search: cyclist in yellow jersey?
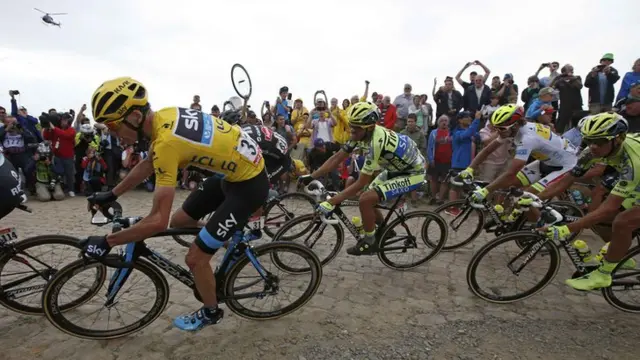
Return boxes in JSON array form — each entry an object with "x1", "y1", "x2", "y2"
[
  {"x1": 540, "y1": 112, "x2": 640, "y2": 290},
  {"x1": 83, "y1": 77, "x2": 269, "y2": 331},
  {"x1": 299, "y1": 102, "x2": 426, "y2": 255}
]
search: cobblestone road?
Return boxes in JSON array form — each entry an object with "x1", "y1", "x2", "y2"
[{"x1": 1, "y1": 191, "x2": 638, "y2": 360}]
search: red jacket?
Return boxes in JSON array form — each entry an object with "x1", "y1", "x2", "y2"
[
  {"x1": 43, "y1": 126, "x2": 76, "y2": 159},
  {"x1": 378, "y1": 104, "x2": 397, "y2": 130}
]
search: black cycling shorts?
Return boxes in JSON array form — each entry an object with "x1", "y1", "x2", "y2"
[
  {"x1": 265, "y1": 155, "x2": 292, "y2": 184},
  {"x1": 182, "y1": 169, "x2": 269, "y2": 254},
  {"x1": 0, "y1": 157, "x2": 22, "y2": 221}
]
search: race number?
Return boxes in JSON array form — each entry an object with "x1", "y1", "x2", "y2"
[
  {"x1": 0, "y1": 227, "x2": 18, "y2": 245},
  {"x1": 237, "y1": 132, "x2": 262, "y2": 164},
  {"x1": 247, "y1": 216, "x2": 265, "y2": 231},
  {"x1": 273, "y1": 132, "x2": 288, "y2": 154}
]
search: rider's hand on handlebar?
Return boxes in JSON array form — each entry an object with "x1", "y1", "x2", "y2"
[
  {"x1": 83, "y1": 235, "x2": 112, "y2": 259},
  {"x1": 517, "y1": 196, "x2": 534, "y2": 207},
  {"x1": 458, "y1": 167, "x2": 474, "y2": 182},
  {"x1": 540, "y1": 225, "x2": 571, "y2": 241},
  {"x1": 316, "y1": 201, "x2": 335, "y2": 216},
  {"x1": 87, "y1": 190, "x2": 118, "y2": 209},
  {"x1": 298, "y1": 175, "x2": 314, "y2": 186},
  {"x1": 471, "y1": 187, "x2": 489, "y2": 203}
]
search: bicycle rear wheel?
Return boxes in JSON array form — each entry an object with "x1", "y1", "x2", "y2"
[
  {"x1": 602, "y1": 245, "x2": 640, "y2": 313},
  {"x1": 263, "y1": 192, "x2": 316, "y2": 239},
  {"x1": 432, "y1": 199, "x2": 485, "y2": 250},
  {"x1": 378, "y1": 211, "x2": 448, "y2": 270},
  {"x1": 0, "y1": 235, "x2": 104, "y2": 315},
  {"x1": 43, "y1": 256, "x2": 170, "y2": 340},
  {"x1": 467, "y1": 231, "x2": 560, "y2": 303},
  {"x1": 223, "y1": 242, "x2": 322, "y2": 320}
]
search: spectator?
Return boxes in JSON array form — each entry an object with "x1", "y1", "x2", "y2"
[
  {"x1": 0, "y1": 115, "x2": 37, "y2": 189},
  {"x1": 490, "y1": 76, "x2": 501, "y2": 95},
  {"x1": 497, "y1": 73, "x2": 518, "y2": 105},
  {"x1": 378, "y1": 96, "x2": 398, "y2": 130},
  {"x1": 262, "y1": 111, "x2": 273, "y2": 128},
  {"x1": 521, "y1": 76, "x2": 541, "y2": 112},
  {"x1": 370, "y1": 91, "x2": 379, "y2": 104},
  {"x1": 433, "y1": 77, "x2": 463, "y2": 127},
  {"x1": 273, "y1": 114, "x2": 296, "y2": 149},
  {"x1": 535, "y1": 61, "x2": 561, "y2": 87},
  {"x1": 374, "y1": 94, "x2": 383, "y2": 106},
  {"x1": 341, "y1": 99, "x2": 350, "y2": 111},
  {"x1": 478, "y1": 121, "x2": 510, "y2": 183},
  {"x1": 401, "y1": 114, "x2": 427, "y2": 159},
  {"x1": 29, "y1": 142, "x2": 64, "y2": 202},
  {"x1": 9, "y1": 92, "x2": 42, "y2": 142},
  {"x1": 446, "y1": 111, "x2": 481, "y2": 216},
  {"x1": 614, "y1": 80, "x2": 640, "y2": 132},
  {"x1": 562, "y1": 110, "x2": 591, "y2": 148},
  {"x1": 585, "y1": 53, "x2": 620, "y2": 114},
  {"x1": 463, "y1": 74, "x2": 492, "y2": 113},
  {"x1": 344, "y1": 149, "x2": 365, "y2": 188},
  {"x1": 310, "y1": 98, "x2": 336, "y2": 144},
  {"x1": 0, "y1": 106, "x2": 6, "y2": 125},
  {"x1": 74, "y1": 123, "x2": 100, "y2": 193},
  {"x1": 525, "y1": 87, "x2": 555, "y2": 121},
  {"x1": 330, "y1": 97, "x2": 350, "y2": 145},
  {"x1": 43, "y1": 113, "x2": 76, "y2": 197},
  {"x1": 616, "y1": 58, "x2": 640, "y2": 102},
  {"x1": 307, "y1": 138, "x2": 341, "y2": 190},
  {"x1": 419, "y1": 94, "x2": 434, "y2": 130},
  {"x1": 211, "y1": 105, "x2": 220, "y2": 117},
  {"x1": 81, "y1": 147, "x2": 108, "y2": 194},
  {"x1": 347, "y1": 81, "x2": 370, "y2": 111},
  {"x1": 393, "y1": 83, "x2": 413, "y2": 131},
  {"x1": 246, "y1": 110, "x2": 260, "y2": 125},
  {"x1": 99, "y1": 127, "x2": 121, "y2": 190},
  {"x1": 290, "y1": 99, "x2": 311, "y2": 162},
  {"x1": 551, "y1": 63, "x2": 584, "y2": 133},
  {"x1": 190, "y1": 95, "x2": 202, "y2": 110},
  {"x1": 274, "y1": 86, "x2": 292, "y2": 123},
  {"x1": 481, "y1": 94, "x2": 500, "y2": 123},
  {"x1": 408, "y1": 95, "x2": 431, "y2": 134},
  {"x1": 426, "y1": 115, "x2": 452, "y2": 205},
  {"x1": 455, "y1": 60, "x2": 491, "y2": 89}
]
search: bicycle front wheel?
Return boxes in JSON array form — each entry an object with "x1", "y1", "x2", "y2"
[
  {"x1": 466, "y1": 231, "x2": 560, "y2": 303},
  {"x1": 432, "y1": 199, "x2": 485, "y2": 250},
  {"x1": 378, "y1": 211, "x2": 448, "y2": 270},
  {"x1": 263, "y1": 192, "x2": 316, "y2": 239},
  {"x1": 223, "y1": 242, "x2": 322, "y2": 320},
  {"x1": 602, "y1": 245, "x2": 640, "y2": 313},
  {"x1": 0, "y1": 235, "x2": 103, "y2": 315},
  {"x1": 42, "y1": 256, "x2": 170, "y2": 340}
]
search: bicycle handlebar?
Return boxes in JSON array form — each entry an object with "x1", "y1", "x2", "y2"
[
  {"x1": 89, "y1": 201, "x2": 143, "y2": 233},
  {"x1": 303, "y1": 180, "x2": 340, "y2": 225}
]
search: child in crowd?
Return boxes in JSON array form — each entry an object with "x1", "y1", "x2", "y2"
[
  {"x1": 446, "y1": 111, "x2": 481, "y2": 216},
  {"x1": 426, "y1": 115, "x2": 452, "y2": 205},
  {"x1": 525, "y1": 87, "x2": 555, "y2": 121},
  {"x1": 481, "y1": 94, "x2": 500, "y2": 124}
]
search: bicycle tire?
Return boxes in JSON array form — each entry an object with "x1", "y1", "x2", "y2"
[
  {"x1": 513, "y1": 201, "x2": 585, "y2": 250},
  {"x1": 432, "y1": 199, "x2": 485, "y2": 250},
  {"x1": 270, "y1": 214, "x2": 344, "y2": 271},
  {"x1": 466, "y1": 231, "x2": 560, "y2": 303},
  {"x1": 378, "y1": 211, "x2": 448, "y2": 270},
  {"x1": 602, "y1": 245, "x2": 640, "y2": 313},
  {"x1": 42, "y1": 256, "x2": 170, "y2": 340},
  {"x1": 263, "y1": 192, "x2": 317, "y2": 239},
  {"x1": 223, "y1": 242, "x2": 322, "y2": 320},
  {"x1": 0, "y1": 235, "x2": 104, "y2": 315},
  {"x1": 231, "y1": 63, "x2": 252, "y2": 99}
]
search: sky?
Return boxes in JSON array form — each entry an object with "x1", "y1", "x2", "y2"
[{"x1": 1, "y1": 0, "x2": 639, "y2": 118}]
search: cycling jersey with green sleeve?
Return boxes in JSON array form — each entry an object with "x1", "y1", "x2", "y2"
[
  {"x1": 512, "y1": 122, "x2": 578, "y2": 167},
  {"x1": 571, "y1": 134, "x2": 640, "y2": 209},
  {"x1": 342, "y1": 125, "x2": 425, "y2": 175}
]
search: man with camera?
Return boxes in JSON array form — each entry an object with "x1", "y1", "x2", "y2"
[
  {"x1": 9, "y1": 90, "x2": 42, "y2": 143},
  {"x1": 585, "y1": 53, "x2": 620, "y2": 115},
  {"x1": 42, "y1": 112, "x2": 77, "y2": 197},
  {"x1": 0, "y1": 115, "x2": 37, "y2": 191},
  {"x1": 550, "y1": 64, "x2": 584, "y2": 133}
]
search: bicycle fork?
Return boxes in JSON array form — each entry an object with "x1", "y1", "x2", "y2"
[{"x1": 104, "y1": 243, "x2": 136, "y2": 306}]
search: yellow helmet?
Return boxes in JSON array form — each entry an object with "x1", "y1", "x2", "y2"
[
  {"x1": 347, "y1": 101, "x2": 379, "y2": 127},
  {"x1": 490, "y1": 104, "x2": 524, "y2": 127},
  {"x1": 580, "y1": 112, "x2": 628, "y2": 140},
  {"x1": 91, "y1": 77, "x2": 148, "y2": 123}
]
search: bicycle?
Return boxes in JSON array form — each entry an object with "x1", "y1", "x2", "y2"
[
  {"x1": 171, "y1": 190, "x2": 317, "y2": 246},
  {"x1": 0, "y1": 203, "x2": 103, "y2": 315},
  {"x1": 433, "y1": 174, "x2": 584, "y2": 250},
  {"x1": 269, "y1": 180, "x2": 448, "y2": 271},
  {"x1": 42, "y1": 202, "x2": 323, "y2": 340},
  {"x1": 466, "y1": 192, "x2": 640, "y2": 312}
]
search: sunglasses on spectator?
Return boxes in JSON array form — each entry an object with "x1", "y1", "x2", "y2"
[{"x1": 583, "y1": 138, "x2": 611, "y2": 146}]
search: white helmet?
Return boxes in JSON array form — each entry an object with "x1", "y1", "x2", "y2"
[{"x1": 80, "y1": 124, "x2": 94, "y2": 134}]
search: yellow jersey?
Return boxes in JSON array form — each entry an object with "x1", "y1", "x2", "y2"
[{"x1": 151, "y1": 107, "x2": 264, "y2": 187}]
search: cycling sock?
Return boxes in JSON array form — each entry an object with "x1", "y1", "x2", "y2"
[
  {"x1": 203, "y1": 306, "x2": 220, "y2": 318},
  {"x1": 600, "y1": 260, "x2": 618, "y2": 273}
]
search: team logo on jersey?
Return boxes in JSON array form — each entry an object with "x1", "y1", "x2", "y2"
[
  {"x1": 174, "y1": 108, "x2": 214, "y2": 146},
  {"x1": 10, "y1": 170, "x2": 18, "y2": 181}
]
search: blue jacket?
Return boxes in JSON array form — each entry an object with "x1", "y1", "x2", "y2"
[
  {"x1": 525, "y1": 98, "x2": 551, "y2": 120},
  {"x1": 616, "y1": 72, "x2": 640, "y2": 102},
  {"x1": 11, "y1": 99, "x2": 43, "y2": 142},
  {"x1": 451, "y1": 118, "x2": 480, "y2": 169}
]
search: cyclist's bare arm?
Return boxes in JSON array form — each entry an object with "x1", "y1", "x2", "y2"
[
  {"x1": 327, "y1": 172, "x2": 373, "y2": 206},
  {"x1": 107, "y1": 186, "x2": 175, "y2": 246},
  {"x1": 538, "y1": 164, "x2": 605, "y2": 201},
  {"x1": 310, "y1": 149, "x2": 350, "y2": 178},
  {"x1": 468, "y1": 138, "x2": 506, "y2": 170},
  {"x1": 112, "y1": 156, "x2": 154, "y2": 197},
  {"x1": 486, "y1": 158, "x2": 526, "y2": 192},
  {"x1": 566, "y1": 194, "x2": 624, "y2": 233}
]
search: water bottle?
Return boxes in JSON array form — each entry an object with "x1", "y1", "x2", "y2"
[
  {"x1": 572, "y1": 240, "x2": 593, "y2": 262},
  {"x1": 352, "y1": 216, "x2": 364, "y2": 236},
  {"x1": 570, "y1": 190, "x2": 584, "y2": 207},
  {"x1": 493, "y1": 204, "x2": 506, "y2": 220},
  {"x1": 507, "y1": 208, "x2": 523, "y2": 223},
  {"x1": 594, "y1": 242, "x2": 610, "y2": 263}
]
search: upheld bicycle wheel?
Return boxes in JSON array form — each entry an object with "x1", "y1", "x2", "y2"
[
  {"x1": 0, "y1": 235, "x2": 104, "y2": 315},
  {"x1": 378, "y1": 211, "x2": 447, "y2": 270},
  {"x1": 602, "y1": 245, "x2": 640, "y2": 313},
  {"x1": 231, "y1": 63, "x2": 252, "y2": 99},
  {"x1": 43, "y1": 256, "x2": 170, "y2": 340},
  {"x1": 223, "y1": 242, "x2": 322, "y2": 320}
]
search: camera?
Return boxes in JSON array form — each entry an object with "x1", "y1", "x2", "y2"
[
  {"x1": 9, "y1": 90, "x2": 20, "y2": 96},
  {"x1": 541, "y1": 63, "x2": 550, "y2": 68}
]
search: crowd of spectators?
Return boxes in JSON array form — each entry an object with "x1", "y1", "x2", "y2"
[{"x1": 1, "y1": 54, "x2": 639, "y2": 207}]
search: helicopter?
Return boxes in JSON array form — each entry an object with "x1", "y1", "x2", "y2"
[{"x1": 34, "y1": 8, "x2": 67, "y2": 28}]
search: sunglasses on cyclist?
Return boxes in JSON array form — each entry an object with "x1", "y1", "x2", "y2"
[{"x1": 583, "y1": 138, "x2": 611, "y2": 147}]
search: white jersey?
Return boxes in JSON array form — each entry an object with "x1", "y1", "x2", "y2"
[{"x1": 512, "y1": 122, "x2": 578, "y2": 167}]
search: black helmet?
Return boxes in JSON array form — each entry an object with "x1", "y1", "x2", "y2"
[{"x1": 220, "y1": 110, "x2": 241, "y2": 125}]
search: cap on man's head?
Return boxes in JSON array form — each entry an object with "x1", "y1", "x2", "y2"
[
  {"x1": 528, "y1": 75, "x2": 539, "y2": 83},
  {"x1": 295, "y1": 98, "x2": 303, "y2": 103},
  {"x1": 279, "y1": 86, "x2": 289, "y2": 93},
  {"x1": 404, "y1": 83, "x2": 412, "y2": 89},
  {"x1": 503, "y1": 73, "x2": 513, "y2": 80},
  {"x1": 248, "y1": 110, "x2": 257, "y2": 118},
  {"x1": 18, "y1": 106, "x2": 27, "y2": 111},
  {"x1": 457, "y1": 111, "x2": 472, "y2": 119},
  {"x1": 314, "y1": 138, "x2": 325, "y2": 147},
  {"x1": 601, "y1": 53, "x2": 614, "y2": 63},
  {"x1": 539, "y1": 87, "x2": 554, "y2": 97}
]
